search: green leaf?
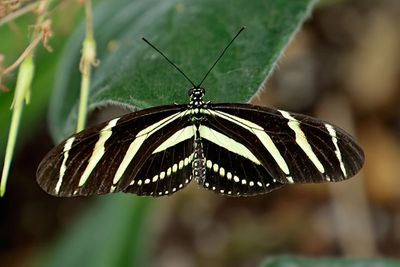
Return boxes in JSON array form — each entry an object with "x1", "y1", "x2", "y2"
[
  {"x1": 261, "y1": 256, "x2": 400, "y2": 267},
  {"x1": 50, "y1": 0, "x2": 317, "y2": 141},
  {"x1": 36, "y1": 196, "x2": 154, "y2": 267}
]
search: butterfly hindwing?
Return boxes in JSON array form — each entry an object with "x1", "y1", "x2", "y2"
[
  {"x1": 123, "y1": 132, "x2": 194, "y2": 196},
  {"x1": 201, "y1": 138, "x2": 283, "y2": 196},
  {"x1": 36, "y1": 105, "x2": 189, "y2": 197}
]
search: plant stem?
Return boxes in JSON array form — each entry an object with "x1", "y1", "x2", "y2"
[
  {"x1": 0, "y1": 2, "x2": 40, "y2": 27},
  {"x1": 0, "y1": 54, "x2": 34, "y2": 197},
  {"x1": 76, "y1": 0, "x2": 96, "y2": 132}
]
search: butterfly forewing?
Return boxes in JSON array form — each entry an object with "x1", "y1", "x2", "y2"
[
  {"x1": 37, "y1": 105, "x2": 188, "y2": 196},
  {"x1": 293, "y1": 115, "x2": 364, "y2": 181},
  {"x1": 207, "y1": 103, "x2": 364, "y2": 186}
]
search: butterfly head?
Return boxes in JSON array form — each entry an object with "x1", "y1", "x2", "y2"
[{"x1": 188, "y1": 87, "x2": 205, "y2": 107}]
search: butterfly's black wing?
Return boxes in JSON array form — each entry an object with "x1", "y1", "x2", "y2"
[
  {"x1": 201, "y1": 138, "x2": 283, "y2": 196},
  {"x1": 37, "y1": 105, "x2": 193, "y2": 197},
  {"x1": 197, "y1": 103, "x2": 364, "y2": 196},
  {"x1": 123, "y1": 125, "x2": 195, "y2": 196}
]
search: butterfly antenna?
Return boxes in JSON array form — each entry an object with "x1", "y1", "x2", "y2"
[
  {"x1": 197, "y1": 26, "x2": 246, "y2": 88},
  {"x1": 142, "y1": 37, "x2": 196, "y2": 88}
]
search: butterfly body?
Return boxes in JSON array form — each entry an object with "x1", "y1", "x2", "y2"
[{"x1": 37, "y1": 86, "x2": 364, "y2": 197}]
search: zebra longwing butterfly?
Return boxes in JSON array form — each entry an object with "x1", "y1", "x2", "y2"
[{"x1": 37, "y1": 27, "x2": 364, "y2": 197}]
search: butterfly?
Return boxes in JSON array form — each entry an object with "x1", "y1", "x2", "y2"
[{"x1": 37, "y1": 27, "x2": 364, "y2": 197}]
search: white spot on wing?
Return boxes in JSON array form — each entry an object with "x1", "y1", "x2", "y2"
[
  {"x1": 160, "y1": 171, "x2": 166, "y2": 179},
  {"x1": 206, "y1": 160, "x2": 212, "y2": 168},
  {"x1": 219, "y1": 167, "x2": 225, "y2": 177},
  {"x1": 213, "y1": 163, "x2": 219, "y2": 173}
]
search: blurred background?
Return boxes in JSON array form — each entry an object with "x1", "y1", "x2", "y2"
[{"x1": 1, "y1": 0, "x2": 400, "y2": 266}]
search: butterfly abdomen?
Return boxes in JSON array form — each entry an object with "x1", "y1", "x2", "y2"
[{"x1": 192, "y1": 138, "x2": 206, "y2": 185}]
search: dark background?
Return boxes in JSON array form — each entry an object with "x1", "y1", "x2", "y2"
[{"x1": 1, "y1": 0, "x2": 400, "y2": 266}]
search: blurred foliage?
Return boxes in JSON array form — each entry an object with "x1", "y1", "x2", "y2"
[
  {"x1": 262, "y1": 256, "x2": 400, "y2": 267},
  {"x1": 36, "y1": 195, "x2": 154, "y2": 267}
]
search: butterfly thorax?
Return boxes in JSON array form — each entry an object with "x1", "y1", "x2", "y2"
[
  {"x1": 187, "y1": 87, "x2": 208, "y2": 124},
  {"x1": 187, "y1": 87, "x2": 208, "y2": 184}
]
